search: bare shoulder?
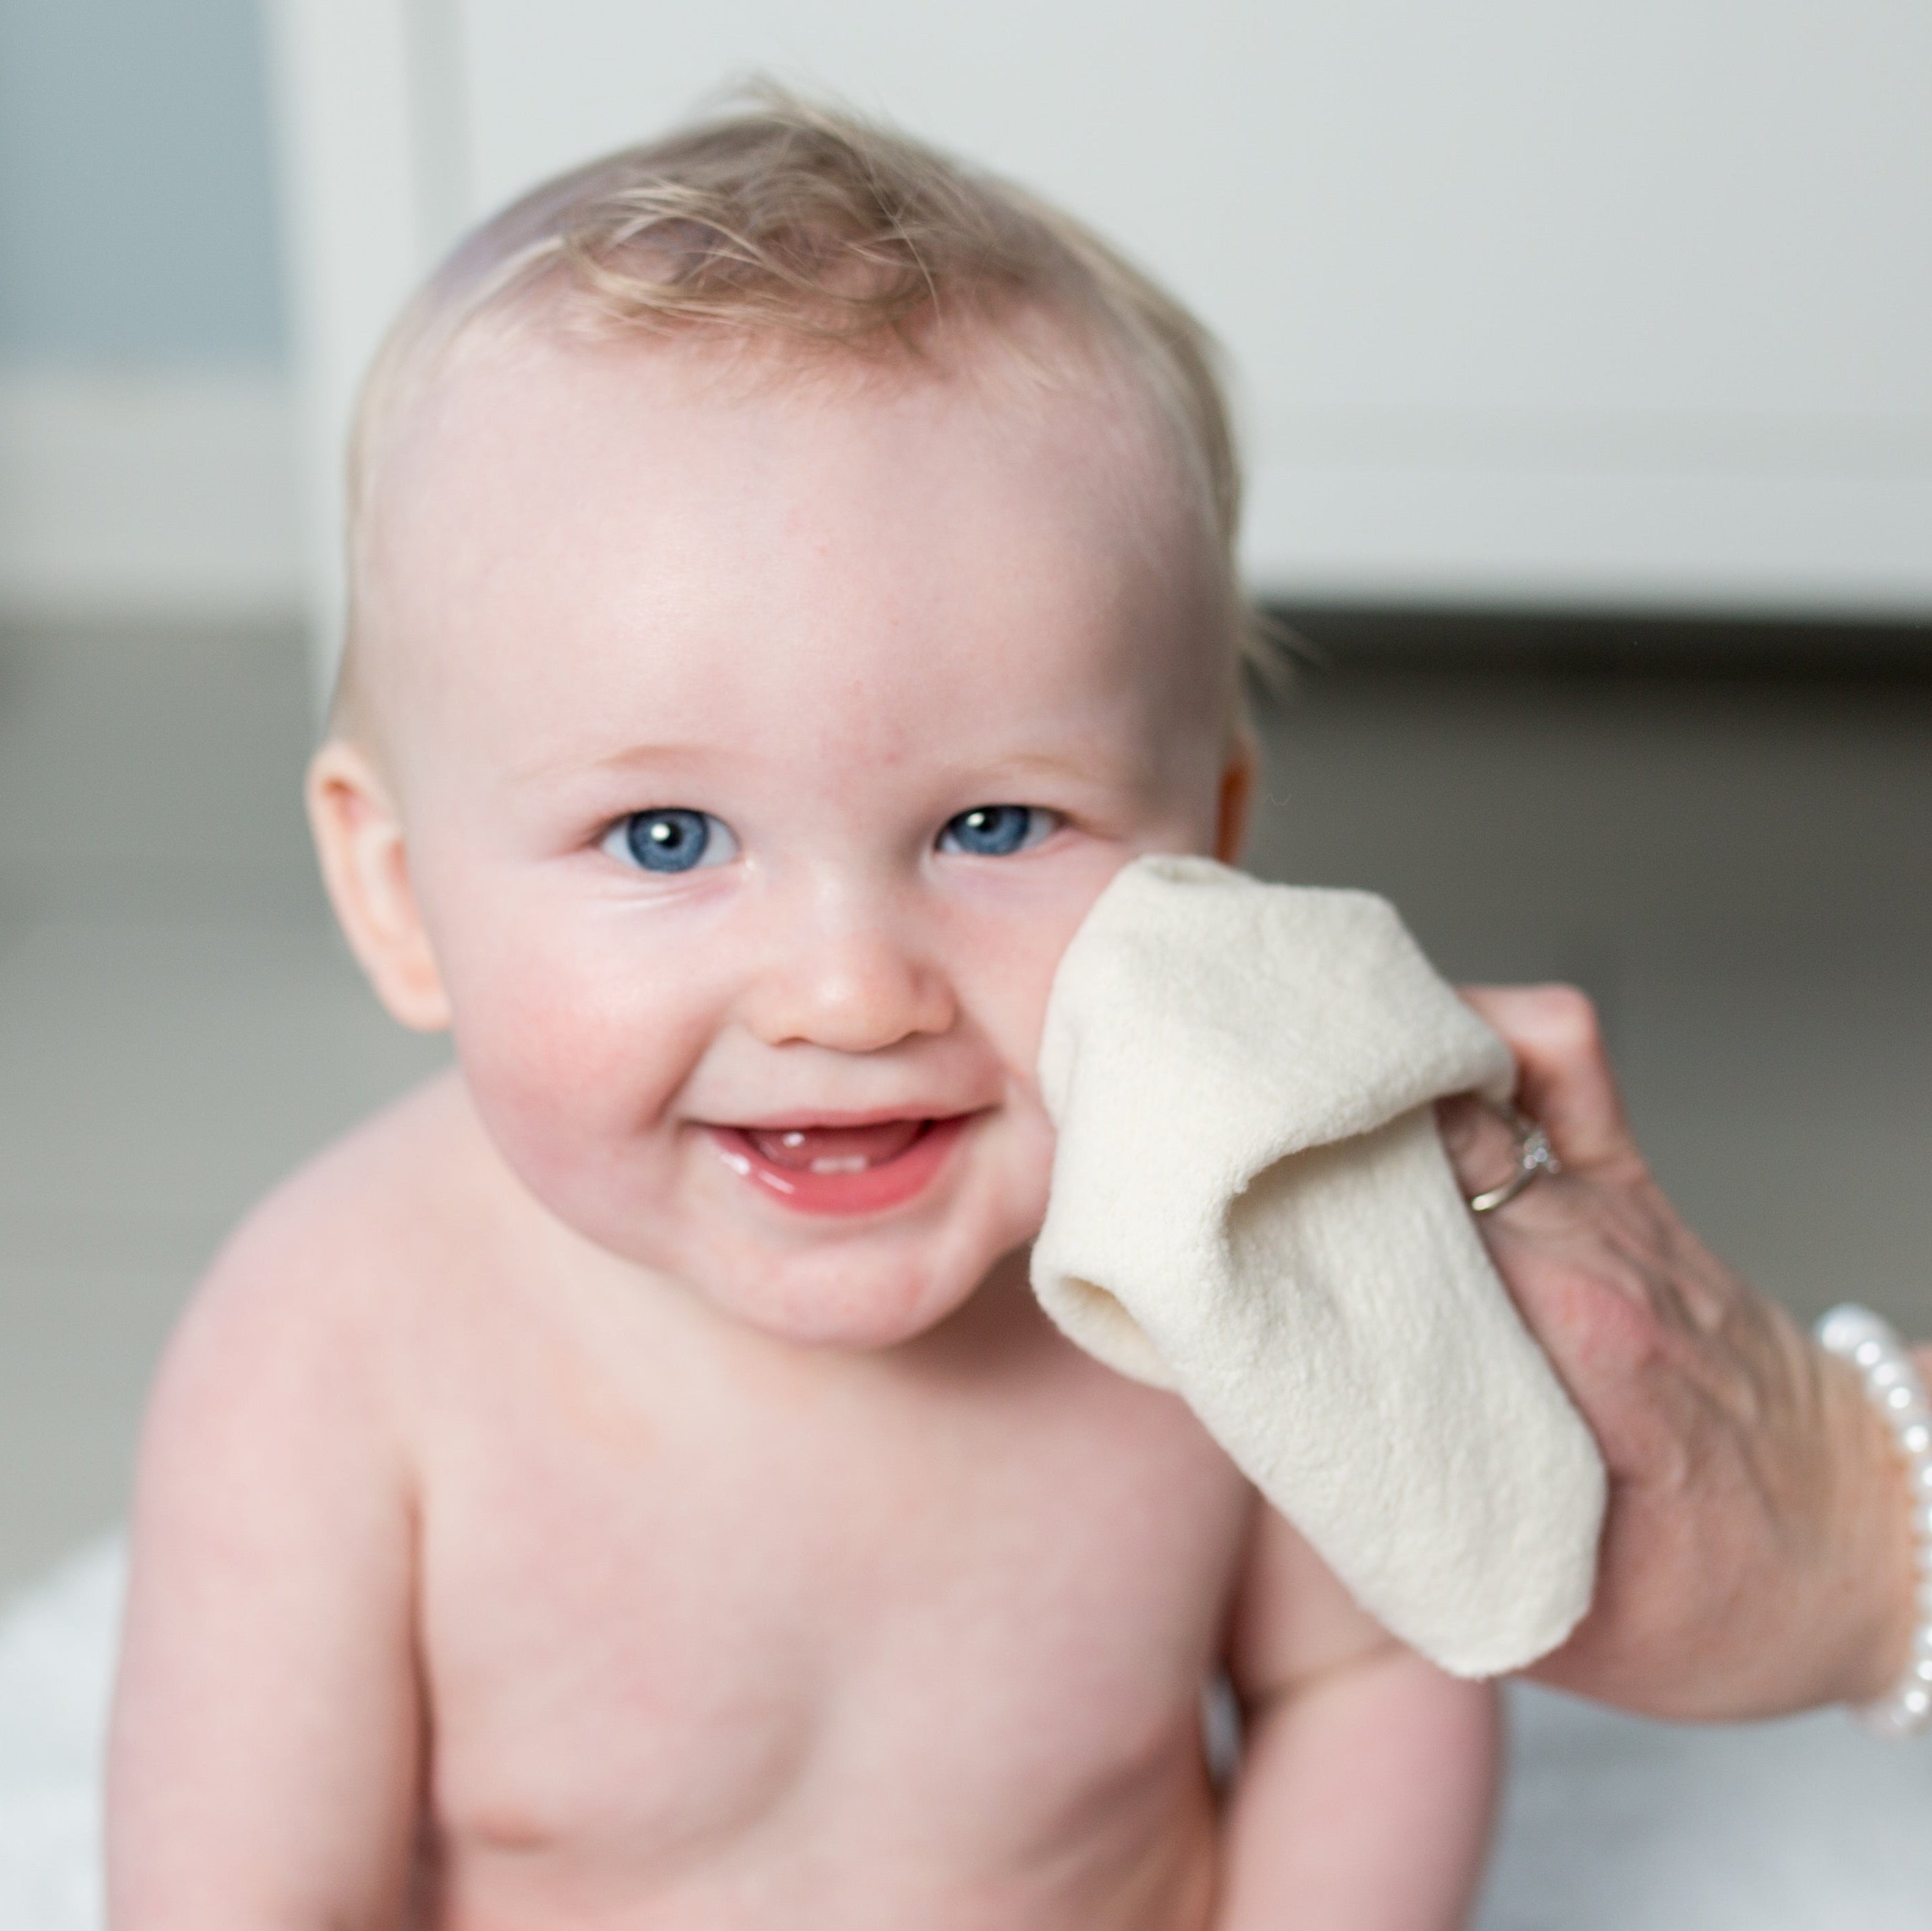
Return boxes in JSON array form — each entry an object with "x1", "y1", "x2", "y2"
[
  {"x1": 142, "y1": 1070, "x2": 497, "y2": 1471},
  {"x1": 219, "y1": 1067, "x2": 493, "y2": 1279}
]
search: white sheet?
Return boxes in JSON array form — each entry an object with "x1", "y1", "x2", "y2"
[{"x1": 0, "y1": 1540, "x2": 118, "y2": 1931}]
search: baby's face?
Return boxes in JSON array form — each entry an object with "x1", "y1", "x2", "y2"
[{"x1": 335, "y1": 325, "x2": 1243, "y2": 1348}]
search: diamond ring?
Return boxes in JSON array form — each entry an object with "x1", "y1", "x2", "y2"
[{"x1": 1467, "y1": 1108, "x2": 1562, "y2": 1214}]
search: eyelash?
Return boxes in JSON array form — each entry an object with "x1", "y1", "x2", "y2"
[
  {"x1": 601, "y1": 809, "x2": 740, "y2": 874},
  {"x1": 935, "y1": 806, "x2": 1060, "y2": 857}
]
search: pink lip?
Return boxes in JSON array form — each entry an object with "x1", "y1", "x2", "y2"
[{"x1": 705, "y1": 1114, "x2": 973, "y2": 1217}]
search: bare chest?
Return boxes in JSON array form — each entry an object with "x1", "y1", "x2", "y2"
[{"x1": 409, "y1": 1284, "x2": 1249, "y2": 1912}]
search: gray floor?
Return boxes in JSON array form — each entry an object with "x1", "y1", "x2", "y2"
[{"x1": 1, "y1": 623, "x2": 1930, "y2": 1594}]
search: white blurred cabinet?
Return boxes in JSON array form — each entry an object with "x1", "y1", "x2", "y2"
[{"x1": 265, "y1": 0, "x2": 1932, "y2": 672}]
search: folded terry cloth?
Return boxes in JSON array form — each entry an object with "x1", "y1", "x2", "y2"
[{"x1": 1031, "y1": 856, "x2": 1605, "y2": 1676}]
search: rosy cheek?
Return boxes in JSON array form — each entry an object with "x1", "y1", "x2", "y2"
[
  {"x1": 978, "y1": 859, "x2": 1137, "y2": 1067},
  {"x1": 445, "y1": 926, "x2": 656, "y2": 1123},
  {"x1": 519, "y1": 942, "x2": 633, "y2": 1053},
  {"x1": 1001, "y1": 949, "x2": 1066, "y2": 1075}
]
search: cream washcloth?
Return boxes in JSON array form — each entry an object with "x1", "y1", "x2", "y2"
[{"x1": 1031, "y1": 856, "x2": 1605, "y2": 1677}]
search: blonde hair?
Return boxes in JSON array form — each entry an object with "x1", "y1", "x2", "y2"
[{"x1": 339, "y1": 91, "x2": 1260, "y2": 729}]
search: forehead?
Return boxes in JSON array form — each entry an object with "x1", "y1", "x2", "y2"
[{"x1": 358, "y1": 323, "x2": 1230, "y2": 775}]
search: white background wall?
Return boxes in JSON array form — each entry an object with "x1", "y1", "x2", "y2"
[
  {"x1": 268, "y1": 0, "x2": 1932, "y2": 676},
  {"x1": 5, "y1": 3, "x2": 1929, "y2": 639},
  {"x1": 0, "y1": 0, "x2": 298, "y2": 623}
]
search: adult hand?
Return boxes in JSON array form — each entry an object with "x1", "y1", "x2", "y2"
[{"x1": 1439, "y1": 986, "x2": 1923, "y2": 1722}]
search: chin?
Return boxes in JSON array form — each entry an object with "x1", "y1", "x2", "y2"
[
  {"x1": 687, "y1": 1183, "x2": 1044, "y2": 1350},
  {"x1": 705, "y1": 1244, "x2": 989, "y2": 1350}
]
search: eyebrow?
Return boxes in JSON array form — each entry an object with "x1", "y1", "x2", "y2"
[
  {"x1": 506, "y1": 741, "x2": 710, "y2": 787},
  {"x1": 965, "y1": 748, "x2": 1122, "y2": 790}
]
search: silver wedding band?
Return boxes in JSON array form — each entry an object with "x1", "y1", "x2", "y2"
[{"x1": 1467, "y1": 1108, "x2": 1562, "y2": 1214}]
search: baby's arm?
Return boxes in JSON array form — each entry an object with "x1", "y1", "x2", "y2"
[
  {"x1": 107, "y1": 1203, "x2": 422, "y2": 1928},
  {"x1": 1213, "y1": 1504, "x2": 1501, "y2": 1931}
]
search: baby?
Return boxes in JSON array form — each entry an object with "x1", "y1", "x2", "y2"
[{"x1": 107, "y1": 100, "x2": 1500, "y2": 1929}]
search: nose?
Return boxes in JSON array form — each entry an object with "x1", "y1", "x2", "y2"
[{"x1": 741, "y1": 886, "x2": 957, "y2": 1054}]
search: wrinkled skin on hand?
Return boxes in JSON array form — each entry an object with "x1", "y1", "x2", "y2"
[{"x1": 1438, "y1": 986, "x2": 1924, "y2": 1723}]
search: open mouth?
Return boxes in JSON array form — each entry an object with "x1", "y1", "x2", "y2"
[{"x1": 706, "y1": 1114, "x2": 972, "y2": 1216}]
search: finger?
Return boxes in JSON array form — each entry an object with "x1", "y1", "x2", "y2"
[
  {"x1": 1434, "y1": 1093, "x2": 1530, "y2": 1204},
  {"x1": 1457, "y1": 983, "x2": 1638, "y2": 1169}
]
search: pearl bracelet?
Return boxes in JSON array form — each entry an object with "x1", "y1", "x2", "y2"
[{"x1": 1815, "y1": 1304, "x2": 1932, "y2": 1739}]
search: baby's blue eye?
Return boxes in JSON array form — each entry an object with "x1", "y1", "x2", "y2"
[
  {"x1": 603, "y1": 808, "x2": 739, "y2": 874},
  {"x1": 937, "y1": 805, "x2": 1058, "y2": 858}
]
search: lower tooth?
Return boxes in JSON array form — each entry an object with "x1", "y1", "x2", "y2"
[{"x1": 810, "y1": 1156, "x2": 870, "y2": 1175}]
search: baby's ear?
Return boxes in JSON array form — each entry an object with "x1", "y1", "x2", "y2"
[
  {"x1": 1214, "y1": 731, "x2": 1257, "y2": 865},
  {"x1": 305, "y1": 740, "x2": 451, "y2": 1031}
]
